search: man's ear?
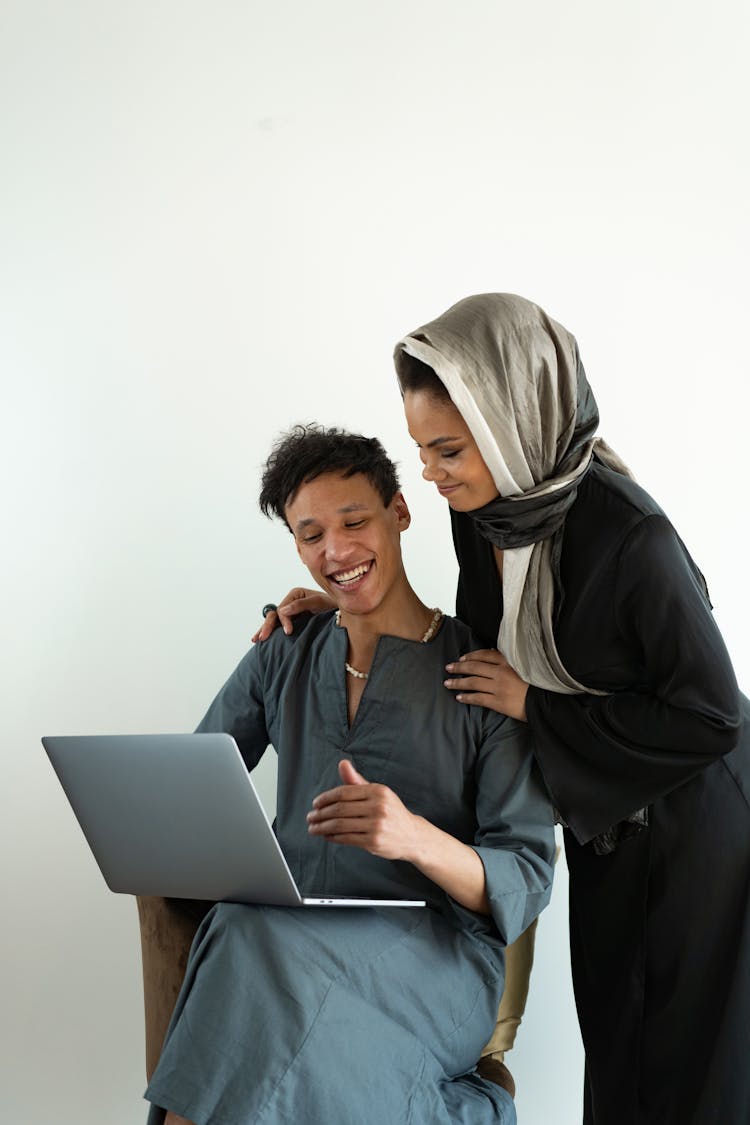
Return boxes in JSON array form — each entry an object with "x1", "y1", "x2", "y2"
[{"x1": 392, "y1": 491, "x2": 411, "y2": 532}]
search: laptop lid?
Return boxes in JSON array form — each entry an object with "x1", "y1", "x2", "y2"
[{"x1": 42, "y1": 733, "x2": 424, "y2": 908}]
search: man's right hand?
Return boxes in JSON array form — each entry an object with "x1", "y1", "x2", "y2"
[{"x1": 251, "y1": 588, "x2": 336, "y2": 642}]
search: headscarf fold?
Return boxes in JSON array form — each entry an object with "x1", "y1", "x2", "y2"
[{"x1": 395, "y1": 294, "x2": 643, "y2": 851}]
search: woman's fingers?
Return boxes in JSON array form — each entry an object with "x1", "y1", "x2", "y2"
[
  {"x1": 452, "y1": 691, "x2": 502, "y2": 709},
  {"x1": 445, "y1": 649, "x2": 506, "y2": 671},
  {"x1": 275, "y1": 588, "x2": 316, "y2": 636},
  {"x1": 444, "y1": 662, "x2": 503, "y2": 684},
  {"x1": 251, "y1": 608, "x2": 279, "y2": 644},
  {"x1": 443, "y1": 652, "x2": 529, "y2": 721},
  {"x1": 251, "y1": 587, "x2": 334, "y2": 642},
  {"x1": 444, "y1": 673, "x2": 499, "y2": 692},
  {"x1": 461, "y1": 648, "x2": 506, "y2": 663}
]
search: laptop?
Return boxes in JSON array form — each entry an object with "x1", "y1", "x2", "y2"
[{"x1": 41, "y1": 733, "x2": 425, "y2": 908}]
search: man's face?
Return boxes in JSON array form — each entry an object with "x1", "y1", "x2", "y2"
[{"x1": 284, "y1": 472, "x2": 410, "y2": 618}]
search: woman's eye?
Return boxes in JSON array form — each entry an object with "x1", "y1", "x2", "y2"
[{"x1": 442, "y1": 450, "x2": 460, "y2": 460}]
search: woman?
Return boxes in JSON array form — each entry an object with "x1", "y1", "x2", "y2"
[{"x1": 260, "y1": 294, "x2": 750, "y2": 1125}]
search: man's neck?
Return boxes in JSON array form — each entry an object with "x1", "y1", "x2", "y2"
[{"x1": 337, "y1": 585, "x2": 439, "y2": 664}]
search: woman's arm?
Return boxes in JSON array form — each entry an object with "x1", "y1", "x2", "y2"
[{"x1": 528, "y1": 514, "x2": 742, "y2": 843}]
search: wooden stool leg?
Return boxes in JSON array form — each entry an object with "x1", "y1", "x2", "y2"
[{"x1": 136, "y1": 896, "x2": 212, "y2": 1081}]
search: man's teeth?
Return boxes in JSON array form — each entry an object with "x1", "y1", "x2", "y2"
[{"x1": 333, "y1": 563, "x2": 371, "y2": 586}]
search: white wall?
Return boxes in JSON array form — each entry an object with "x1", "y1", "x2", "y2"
[{"x1": 2, "y1": 2, "x2": 748, "y2": 1122}]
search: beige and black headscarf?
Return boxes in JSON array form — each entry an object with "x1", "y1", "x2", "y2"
[{"x1": 394, "y1": 292, "x2": 633, "y2": 697}]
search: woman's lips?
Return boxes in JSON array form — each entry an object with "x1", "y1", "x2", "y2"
[{"x1": 437, "y1": 484, "x2": 461, "y2": 496}]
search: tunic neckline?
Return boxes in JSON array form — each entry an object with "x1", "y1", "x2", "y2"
[{"x1": 327, "y1": 613, "x2": 446, "y2": 738}]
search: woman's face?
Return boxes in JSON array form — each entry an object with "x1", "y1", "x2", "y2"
[{"x1": 404, "y1": 390, "x2": 499, "y2": 511}]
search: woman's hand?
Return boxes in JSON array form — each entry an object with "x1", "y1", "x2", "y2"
[
  {"x1": 251, "y1": 587, "x2": 336, "y2": 643},
  {"x1": 307, "y1": 760, "x2": 421, "y2": 861},
  {"x1": 444, "y1": 649, "x2": 529, "y2": 721}
]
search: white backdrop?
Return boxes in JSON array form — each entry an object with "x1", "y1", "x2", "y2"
[{"x1": 2, "y1": 2, "x2": 748, "y2": 1123}]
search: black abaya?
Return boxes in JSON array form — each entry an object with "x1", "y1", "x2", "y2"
[{"x1": 451, "y1": 461, "x2": 750, "y2": 1125}]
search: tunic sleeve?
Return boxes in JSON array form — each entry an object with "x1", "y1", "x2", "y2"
[
  {"x1": 195, "y1": 645, "x2": 270, "y2": 772},
  {"x1": 445, "y1": 712, "x2": 556, "y2": 947},
  {"x1": 527, "y1": 513, "x2": 743, "y2": 844}
]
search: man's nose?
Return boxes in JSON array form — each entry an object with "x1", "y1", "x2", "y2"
[{"x1": 325, "y1": 532, "x2": 356, "y2": 561}]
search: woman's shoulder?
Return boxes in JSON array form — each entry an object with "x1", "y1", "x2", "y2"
[
  {"x1": 584, "y1": 459, "x2": 664, "y2": 518},
  {"x1": 568, "y1": 461, "x2": 667, "y2": 548},
  {"x1": 558, "y1": 461, "x2": 680, "y2": 588}
]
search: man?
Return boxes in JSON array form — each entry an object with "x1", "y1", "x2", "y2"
[{"x1": 145, "y1": 424, "x2": 555, "y2": 1125}]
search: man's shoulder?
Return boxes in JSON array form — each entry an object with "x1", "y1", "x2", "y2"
[
  {"x1": 435, "y1": 612, "x2": 488, "y2": 656},
  {"x1": 256, "y1": 609, "x2": 335, "y2": 669}
]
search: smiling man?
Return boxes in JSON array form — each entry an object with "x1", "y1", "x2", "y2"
[{"x1": 144, "y1": 424, "x2": 555, "y2": 1125}]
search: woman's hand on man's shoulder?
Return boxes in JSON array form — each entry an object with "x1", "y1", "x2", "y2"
[
  {"x1": 251, "y1": 588, "x2": 337, "y2": 643},
  {"x1": 444, "y1": 648, "x2": 529, "y2": 721}
]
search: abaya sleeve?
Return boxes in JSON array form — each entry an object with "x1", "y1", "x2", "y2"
[{"x1": 526, "y1": 512, "x2": 743, "y2": 844}]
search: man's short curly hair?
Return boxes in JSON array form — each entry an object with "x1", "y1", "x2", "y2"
[{"x1": 259, "y1": 424, "x2": 401, "y2": 526}]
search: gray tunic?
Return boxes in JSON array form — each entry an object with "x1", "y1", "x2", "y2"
[{"x1": 145, "y1": 612, "x2": 555, "y2": 1124}]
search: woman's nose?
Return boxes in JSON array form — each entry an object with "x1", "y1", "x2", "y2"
[{"x1": 422, "y1": 460, "x2": 446, "y2": 483}]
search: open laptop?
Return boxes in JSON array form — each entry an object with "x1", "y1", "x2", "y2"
[{"x1": 41, "y1": 733, "x2": 425, "y2": 908}]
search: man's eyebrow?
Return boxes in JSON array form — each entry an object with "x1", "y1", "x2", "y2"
[{"x1": 294, "y1": 503, "x2": 370, "y2": 532}]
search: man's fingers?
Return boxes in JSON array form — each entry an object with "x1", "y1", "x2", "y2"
[
  {"x1": 312, "y1": 831, "x2": 371, "y2": 848},
  {"x1": 308, "y1": 816, "x2": 371, "y2": 836},
  {"x1": 311, "y1": 784, "x2": 372, "y2": 810},
  {"x1": 338, "y1": 759, "x2": 367, "y2": 786}
]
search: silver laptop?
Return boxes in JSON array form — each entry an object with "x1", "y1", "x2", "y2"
[{"x1": 41, "y1": 733, "x2": 425, "y2": 908}]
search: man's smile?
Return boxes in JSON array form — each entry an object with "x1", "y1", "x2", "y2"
[{"x1": 328, "y1": 561, "x2": 373, "y2": 587}]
